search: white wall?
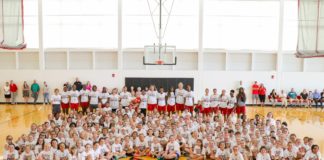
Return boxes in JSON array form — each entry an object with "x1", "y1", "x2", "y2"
[{"x1": 1, "y1": 69, "x2": 324, "y2": 104}]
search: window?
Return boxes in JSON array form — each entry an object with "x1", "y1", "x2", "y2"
[
  {"x1": 43, "y1": 0, "x2": 117, "y2": 48},
  {"x1": 204, "y1": 0, "x2": 280, "y2": 50},
  {"x1": 282, "y1": 0, "x2": 298, "y2": 51},
  {"x1": 24, "y1": 0, "x2": 39, "y2": 48},
  {"x1": 123, "y1": 0, "x2": 198, "y2": 49}
]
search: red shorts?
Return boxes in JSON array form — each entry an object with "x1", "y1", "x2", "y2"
[
  {"x1": 220, "y1": 108, "x2": 227, "y2": 115},
  {"x1": 80, "y1": 102, "x2": 89, "y2": 108},
  {"x1": 158, "y1": 105, "x2": 166, "y2": 112},
  {"x1": 61, "y1": 103, "x2": 69, "y2": 109},
  {"x1": 196, "y1": 105, "x2": 202, "y2": 112},
  {"x1": 236, "y1": 106, "x2": 246, "y2": 114},
  {"x1": 185, "y1": 105, "x2": 194, "y2": 112},
  {"x1": 227, "y1": 108, "x2": 234, "y2": 115},
  {"x1": 70, "y1": 103, "x2": 79, "y2": 110},
  {"x1": 147, "y1": 104, "x2": 157, "y2": 111},
  {"x1": 202, "y1": 107, "x2": 210, "y2": 114},
  {"x1": 210, "y1": 107, "x2": 219, "y2": 113},
  {"x1": 176, "y1": 103, "x2": 184, "y2": 111},
  {"x1": 167, "y1": 105, "x2": 176, "y2": 112}
]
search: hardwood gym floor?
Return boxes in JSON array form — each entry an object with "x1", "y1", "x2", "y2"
[{"x1": 0, "y1": 105, "x2": 324, "y2": 156}]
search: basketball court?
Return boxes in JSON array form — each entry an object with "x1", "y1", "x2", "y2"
[{"x1": 1, "y1": 0, "x2": 324, "y2": 159}]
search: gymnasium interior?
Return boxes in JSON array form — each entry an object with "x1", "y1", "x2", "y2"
[{"x1": 0, "y1": 0, "x2": 324, "y2": 159}]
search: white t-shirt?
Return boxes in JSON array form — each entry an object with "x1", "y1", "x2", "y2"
[
  {"x1": 147, "y1": 90, "x2": 158, "y2": 104},
  {"x1": 55, "y1": 149, "x2": 71, "y2": 160},
  {"x1": 210, "y1": 94, "x2": 219, "y2": 107},
  {"x1": 81, "y1": 150, "x2": 95, "y2": 160},
  {"x1": 20, "y1": 151, "x2": 36, "y2": 160},
  {"x1": 109, "y1": 94, "x2": 120, "y2": 109},
  {"x1": 229, "y1": 152, "x2": 244, "y2": 160},
  {"x1": 3, "y1": 150, "x2": 19, "y2": 159},
  {"x1": 175, "y1": 89, "x2": 186, "y2": 104},
  {"x1": 167, "y1": 92, "x2": 176, "y2": 106},
  {"x1": 216, "y1": 149, "x2": 230, "y2": 160},
  {"x1": 185, "y1": 91, "x2": 194, "y2": 106},
  {"x1": 80, "y1": 90, "x2": 90, "y2": 102},
  {"x1": 61, "y1": 91, "x2": 69, "y2": 104},
  {"x1": 120, "y1": 91, "x2": 131, "y2": 106},
  {"x1": 271, "y1": 147, "x2": 284, "y2": 158},
  {"x1": 157, "y1": 92, "x2": 167, "y2": 106},
  {"x1": 51, "y1": 94, "x2": 61, "y2": 105},
  {"x1": 3, "y1": 86, "x2": 10, "y2": 95},
  {"x1": 89, "y1": 91, "x2": 100, "y2": 105},
  {"x1": 166, "y1": 141, "x2": 180, "y2": 154},
  {"x1": 256, "y1": 153, "x2": 271, "y2": 160},
  {"x1": 140, "y1": 94, "x2": 148, "y2": 109},
  {"x1": 111, "y1": 144, "x2": 123, "y2": 153},
  {"x1": 303, "y1": 150, "x2": 322, "y2": 160},
  {"x1": 135, "y1": 140, "x2": 148, "y2": 151},
  {"x1": 228, "y1": 96, "x2": 236, "y2": 109},
  {"x1": 193, "y1": 146, "x2": 205, "y2": 155},
  {"x1": 151, "y1": 143, "x2": 163, "y2": 152},
  {"x1": 100, "y1": 92, "x2": 110, "y2": 104},
  {"x1": 283, "y1": 149, "x2": 297, "y2": 159},
  {"x1": 219, "y1": 95, "x2": 229, "y2": 108},
  {"x1": 37, "y1": 150, "x2": 54, "y2": 160},
  {"x1": 70, "y1": 90, "x2": 80, "y2": 104},
  {"x1": 201, "y1": 95, "x2": 210, "y2": 108}
]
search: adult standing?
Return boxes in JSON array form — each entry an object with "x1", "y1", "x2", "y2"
[
  {"x1": 9, "y1": 80, "x2": 18, "y2": 104},
  {"x1": 22, "y1": 81, "x2": 30, "y2": 104},
  {"x1": 252, "y1": 81, "x2": 259, "y2": 106},
  {"x1": 73, "y1": 77, "x2": 82, "y2": 91},
  {"x1": 3, "y1": 82, "x2": 11, "y2": 104},
  {"x1": 258, "y1": 83, "x2": 267, "y2": 107},
  {"x1": 43, "y1": 81, "x2": 50, "y2": 105},
  {"x1": 31, "y1": 80, "x2": 40, "y2": 105},
  {"x1": 236, "y1": 87, "x2": 246, "y2": 117}
]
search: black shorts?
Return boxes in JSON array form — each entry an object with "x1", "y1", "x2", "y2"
[
  {"x1": 4, "y1": 94, "x2": 11, "y2": 98},
  {"x1": 259, "y1": 95, "x2": 266, "y2": 102}
]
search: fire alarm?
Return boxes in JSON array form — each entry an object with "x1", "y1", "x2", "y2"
[{"x1": 112, "y1": 73, "x2": 115, "y2": 78}]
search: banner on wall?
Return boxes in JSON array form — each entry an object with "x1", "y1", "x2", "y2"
[
  {"x1": 296, "y1": 0, "x2": 324, "y2": 58},
  {"x1": 0, "y1": 0, "x2": 26, "y2": 49}
]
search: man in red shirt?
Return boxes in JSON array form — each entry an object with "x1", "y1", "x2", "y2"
[
  {"x1": 9, "y1": 80, "x2": 18, "y2": 104},
  {"x1": 252, "y1": 81, "x2": 259, "y2": 105}
]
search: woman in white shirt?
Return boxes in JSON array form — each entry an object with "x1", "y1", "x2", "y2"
[
  {"x1": 147, "y1": 85, "x2": 158, "y2": 113},
  {"x1": 99, "y1": 87, "x2": 109, "y2": 108},
  {"x1": 175, "y1": 82, "x2": 186, "y2": 112},
  {"x1": 69, "y1": 85, "x2": 80, "y2": 112},
  {"x1": 157, "y1": 87, "x2": 167, "y2": 113},
  {"x1": 50, "y1": 88, "x2": 61, "y2": 115},
  {"x1": 167, "y1": 87, "x2": 176, "y2": 113},
  {"x1": 201, "y1": 88, "x2": 210, "y2": 116},
  {"x1": 109, "y1": 88, "x2": 120, "y2": 112},
  {"x1": 120, "y1": 86, "x2": 131, "y2": 108},
  {"x1": 219, "y1": 90, "x2": 229, "y2": 117},
  {"x1": 210, "y1": 88, "x2": 219, "y2": 114},
  {"x1": 226, "y1": 90, "x2": 237, "y2": 120},
  {"x1": 89, "y1": 85, "x2": 100, "y2": 112},
  {"x1": 3, "y1": 81, "x2": 11, "y2": 104},
  {"x1": 61, "y1": 86, "x2": 70, "y2": 115},
  {"x1": 80, "y1": 85, "x2": 90, "y2": 115},
  {"x1": 139, "y1": 90, "x2": 148, "y2": 116},
  {"x1": 184, "y1": 85, "x2": 195, "y2": 113}
]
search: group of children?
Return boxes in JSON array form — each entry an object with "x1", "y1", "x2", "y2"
[
  {"x1": 49, "y1": 82, "x2": 247, "y2": 121},
  {"x1": 3, "y1": 106, "x2": 322, "y2": 160}
]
